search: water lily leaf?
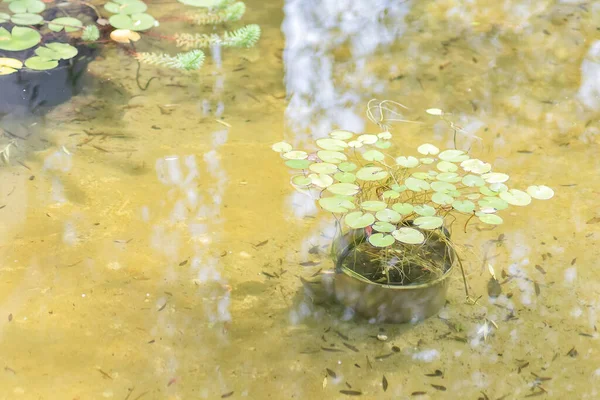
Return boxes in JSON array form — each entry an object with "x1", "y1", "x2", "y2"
[
  {"x1": 357, "y1": 134, "x2": 378, "y2": 144},
  {"x1": 479, "y1": 186, "x2": 498, "y2": 196},
  {"x1": 48, "y1": 17, "x2": 83, "y2": 32},
  {"x1": 417, "y1": 143, "x2": 440, "y2": 155},
  {"x1": 291, "y1": 175, "x2": 311, "y2": 187},
  {"x1": 309, "y1": 162, "x2": 337, "y2": 174},
  {"x1": 477, "y1": 213, "x2": 503, "y2": 225},
  {"x1": 368, "y1": 233, "x2": 395, "y2": 247},
  {"x1": 316, "y1": 138, "x2": 347, "y2": 151},
  {"x1": 361, "y1": 201, "x2": 387, "y2": 212},
  {"x1": 319, "y1": 197, "x2": 355, "y2": 213},
  {"x1": 309, "y1": 173, "x2": 333, "y2": 188},
  {"x1": 436, "y1": 172, "x2": 461, "y2": 183},
  {"x1": 466, "y1": 193, "x2": 480, "y2": 200},
  {"x1": 282, "y1": 150, "x2": 308, "y2": 160},
  {"x1": 414, "y1": 216, "x2": 444, "y2": 230},
  {"x1": 11, "y1": 13, "x2": 43, "y2": 25},
  {"x1": 405, "y1": 177, "x2": 430, "y2": 192},
  {"x1": 0, "y1": 26, "x2": 41, "y2": 51},
  {"x1": 392, "y1": 227, "x2": 425, "y2": 244},
  {"x1": 272, "y1": 141, "x2": 292, "y2": 153},
  {"x1": 334, "y1": 172, "x2": 356, "y2": 183},
  {"x1": 345, "y1": 211, "x2": 375, "y2": 229},
  {"x1": 461, "y1": 158, "x2": 491, "y2": 174},
  {"x1": 373, "y1": 221, "x2": 395, "y2": 233},
  {"x1": 338, "y1": 162, "x2": 357, "y2": 172},
  {"x1": 109, "y1": 12, "x2": 155, "y2": 31},
  {"x1": 390, "y1": 184, "x2": 407, "y2": 192},
  {"x1": 382, "y1": 190, "x2": 400, "y2": 199},
  {"x1": 0, "y1": 13, "x2": 9, "y2": 23},
  {"x1": 285, "y1": 159, "x2": 311, "y2": 169},
  {"x1": 396, "y1": 156, "x2": 419, "y2": 168},
  {"x1": 452, "y1": 200, "x2": 475, "y2": 213},
  {"x1": 327, "y1": 183, "x2": 359, "y2": 196},
  {"x1": 448, "y1": 190, "x2": 461, "y2": 198},
  {"x1": 412, "y1": 172, "x2": 431, "y2": 180},
  {"x1": 329, "y1": 129, "x2": 354, "y2": 140},
  {"x1": 527, "y1": 185, "x2": 554, "y2": 200},
  {"x1": 356, "y1": 166, "x2": 388, "y2": 181},
  {"x1": 462, "y1": 174, "x2": 485, "y2": 187},
  {"x1": 376, "y1": 208, "x2": 401, "y2": 223},
  {"x1": 24, "y1": 56, "x2": 58, "y2": 70},
  {"x1": 425, "y1": 108, "x2": 443, "y2": 116},
  {"x1": 420, "y1": 157, "x2": 435, "y2": 164},
  {"x1": 438, "y1": 149, "x2": 469, "y2": 162},
  {"x1": 362, "y1": 149, "x2": 385, "y2": 162},
  {"x1": 489, "y1": 183, "x2": 508, "y2": 193},
  {"x1": 478, "y1": 197, "x2": 508, "y2": 210},
  {"x1": 35, "y1": 43, "x2": 78, "y2": 60},
  {"x1": 377, "y1": 131, "x2": 392, "y2": 139},
  {"x1": 0, "y1": 57, "x2": 22, "y2": 75},
  {"x1": 432, "y1": 192, "x2": 453, "y2": 205},
  {"x1": 392, "y1": 203, "x2": 414, "y2": 215},
  {"x1": 482, "y1": 172, "x2": 509, "y2": 183},
  {"x1": 317, "y1": 150, "x2": 346, "y2": 164},
  {"x1": 436, "y1": 160, "x2": 458, "y2": 172},
  {"x1": 374, "y1": 140, "x2": 391, "y2": 149},
  {"x1": 348, "y1": 140, "x2": 362, "y2": 148},
  {"x1": 499, "y1": 189, "x2": 531, "y2": 206},
  {"x1": 430, "y1": 181, "x2": 456, "y2": 193},
  {"x1": 8, "y1": 0, "x2": 45, "y2": 14},
  {"x1": 414, "y1": 205, "x2": 436, "y2": 216},
  {"x1": 104, "y1": 0, "x2": 147, "y2": 14}
]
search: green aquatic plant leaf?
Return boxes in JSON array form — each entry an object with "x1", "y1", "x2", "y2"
[
  {"x1": 462, "y1": 174, "x2": 485, "y2": 187},
  {"x1": 392, "y1": 227, "x2": 425, "y2": 245},
  {"x1": 390, "y1": 183, "x2": 407, "y2": 193},
  {"x1": 478, "y1": 196, "x2": 508, "y2": 210},
  {"x1": 317, "y1": 150, "x2": 346, "y2": 164},
  {"x1": 338, "y1": 161, "x2": 357, "y2": 172},
  {"x1": 382, "y1": 190, "x2": 400, "y2": 199},
  {"x1": 430, "y1": 181, "x2": 456, "y2": 193},
  {"x1": 282, "y1": 150, "x2": 308, "y2": 160},
  {"x1": 104, "y1": 0, "x2": 147, "y2": 14},
  {"x1": 392, "y1": 203, "x2": 414, "y2": 215},
  {"x1": 436, "y1": 160, "x2": 458, "y2": 172},
  {"x1": 378, "y1": 131, "x2": 392, "y2": 140},
  {"x1": 334, "y1": 172, "x2": 356, "y2": 183},
  {"x1": 8, "y1": 0, "x2": 45, "y2": 14},
  {"x1": 357, "y1": 134, "x2": 378, "y2": 144},
  {"x1": 452, "y1": 200, "x2": 475, "y2": 213},
  {"x1": 360, "y1": 201, "x2": 387, "y2": 212},
  {"x1": 420, "y1": 157, "x2": 435, "y2": 165},
  {"x1": 396, "y1": 156, "x2": 419, "y2": 168},
  {"x1": 329, "y1": 130, "x2": 354, "y2": 140},
  {"x1": 432, "y1": 192, "x2": 454, "y2": 205},
  {"x1": 355, "y1": 166, "x2": 388, "y2": 181},
  {"x1": 11, "y1": 13, "x2": 43, "y2": 25},
  {"x1": 414, "y1": 216, "x2": 444, "y2": 230},
  {"x1": 0, "y1": 57, "x2": 22, "y2": 75},
  {"x1": 309, "y1": 162, "x2": 337, "y2": 174},
  {"x1": 414, "y1": 205, "x2": 436, "y2": 216},
  {"x1": 48, "y1": 17, "x2": 83, "y2": 32},
  {"x1": 177, "y1": 0, "x2": 223, "y2": 8},
  {"x1": 319, "y1": 197, "x2": 355, "y2": 213},
  {"x1": 412, "y1": 172, "x2": 431, "y2": 180},
  {"x1": 372, "y1": 221, "x2": 395, "y2": 233},
  {"x1": 461, "y1": 158, "x2": 491, "y2": 174},
  {"x1": 376, "y1": 208, "x2": 401, "y2": 223},
  {"x1": 436, "y1": 172, "x2": 461, "y2": 183},
  {"x1": 109, "y1": 12, "x2": 156, "y2": 31},
  {"x1": 82, "y1": 25, "x2": 100, "y2": 41},
  {"x1": 438, "y1": 149, "x2": 469, "y2": 162},
  {"x1": 499, "y1": 189, "x2": 531, "y2": 206},
  {"x1": 479, "y1": 186, "x2": 498, "y2": 196},
  {"x1": 362, "y1": 149, "x2": 385, "y2": 162},
  {"x1": 24, "y1": 56, "x2": 58, "y2": 70},
  {"x1": 527, "y1": 185, "x2": 554, "y2": 200},
  {"x1": 309, "y1": 173, "x2": 333, "y2": 188},
  {"x1": 284, "y1": 159, "x2": 311, "y2": 169},
  {"x1": 291, "y1": 175, "x2": 311, "y2": 187},
  {"x1": 405, "y1": 177, "x2": 430, "y2": 192},
  {"x1": 417, "y1": 143, "x2": 439, "y2": 155},
  {"x1": 316, "y1": 138, "x2": 347, "y2": 151},
  {"x1": 35, "y1": 43, "x2": 78, "y2": 60},
  {"x1": 272, "y1": 141, "x2": 292, "y2": 153},
  {"x1": 0, "y1": 26, "x2": 41, "y2": 51},
  {"x1": 482, "y1": 172, "x2": 509, "y2": 183},
  {"x1": 0, "y1": 13, "x2": 9, "y2": 23},
  {"x1": 375, "y1": 141, "x2": 391, "y2": 150},
  {"x1": 368, "y1": 233, "x2": 395, "y2": 248},
  {"x1": 327, "y1": 183, "x2": 359, "y2": 196},
  {"x1": 489, "y1": 183, "x2": 508, "y2": 193},
  {"x1": 477, "y1": 213, "x2": 503, "y2": 225},
  {"x1": 345, "y1": 211, "x2": 375, "y2": 229}
]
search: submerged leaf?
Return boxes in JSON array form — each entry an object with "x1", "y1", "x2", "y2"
[{"x1": 392, "y1": 227, "x2": 425, "y2": 244}]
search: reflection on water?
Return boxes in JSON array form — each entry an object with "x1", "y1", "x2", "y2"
[{"x1": 1, "y1": 0, "x2": 600, "y2": 398}]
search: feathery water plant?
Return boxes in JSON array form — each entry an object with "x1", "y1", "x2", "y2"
[
  {"x1": 174, "y1": 24, "x2": 260, "y2": 50},
  {"x1": 135, "y1": 49, "x2": 205, "y2": 71},
  {"x1": 186, "y1": 1, "x2": 245, "y2": 25}
]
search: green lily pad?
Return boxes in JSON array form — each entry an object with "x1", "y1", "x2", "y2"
[
  {"x1": 309, "y1": 162, "x2": 337, "y2": 174},
  {"x1": 377, "y1": 131, "x2": 392, "y2": 140},
  {"x1": 461, "y1": 158, "x2": 491, "y2": 174},
  {"x1": 390, "y1": 184, "x2": 407, "y2": 193},
  {"x1": 420, "y1": 157, "x2": 435, "y2": 165},
  {"x1": 360, "y1": 201, "x2": 387, "y2": 212},
  {"x1": 0, "y1": 27, "x2": 41, "y2": 51},
  {"x1": 329, "y1": 130, "x2": 354, "y2": 140},
  {"x1": 0, "y1": 12, "x2": 9, "y2": 23},
  {"x1": 348, "y1": 140, "x2": 363, "y2": 148},
  {"x1": 466, "y1": 193, "x2": 481, "y2": 200},
  {"x1": 35, "y1": 43, "x2": 78, "y2": 60},
  {"x1": 412, "y1": 172, "x2": 432, "y2": 180},
  {"x1": 417, "y1": 143, "x2": 439, "y2": 155},
  {"x1": 373, "y1": 221, "x2": 395, "y2": 233},
  {"x1": 432, "y1": 192, "x2": 453, "y2": 205},
  {"x1": 477, "y1": 213, "x2": 503, "y2": 225},
  {"x1": 482, "y1": 172, "x2": 509, "y2": 183},
  {"x1": 462, "y1": 174, "x2": 485, "y2": 187},
  {"x1": 382, "y1": 190, "x2": 400, "y2": 200},
  {"x1": 452, "y1": 200, "x2": 475, "y2": 213},
  {"x1": 319, "y1": 197, "x2": 355, "y2": 213},
  {"x1": 357, "y1": 134, "x2": 378, "y2": 144},
  {"x1": 309, "y1": 173, "x2": 333, "y2": 188},
  {"x1": 438, "y1": 149, "x2": 469, "y2": 162},
  {"x1": 436, "y1": 172, "x2": 462, "y2": 183},
  {"x1": 48, "y1": 17, "x2": 83, "y2": 32},
  {"x1": 436, "y1": 160, "x2": 458, "y2": 172},
  {"x1": 285, "y1": 159, "x2": 311, "y2": 169},
  {"x1": 489, "y1": 183, "x2": 508, "y2": 193},
  {"x1": 0, "y1": 57, "x2": 22, "y2": 75},
  {"x1": 24, "y1": 56, "x2": 58, "y2": 70},
  {"x1": 414, "y1": 205, "x2": 436, "y2": 216},
  {"x1": 368, "y1": 233, "x2": 395, "y2": 247},
  {"x1": 338, "y1": 162, "x2": 357, "y2": 172},
  {"x1": 392, "y1": 203, "x2": 414, "y2": 215},
  {"x1": 291, "y1": 176, "x2": 311, "y2": 187},
  {"x1": 345, "y1": 211, "x2": 375, "y2": 229},
  {"x1": 405, "y1": 177, "x2": 430, "y2": 192},
  {"x1": 355, "y1": 166, "x2": 388, "y2": 181},
  {"x1": 327, "y1": 183, "x2": 359, "y2": 196},
  {"x1": 11, "y1": 13, "x2": 43, "y2": 25},
  {"x1": 282, "y1": 150, "x2": 308, "y2": 160},
  {"x1": 362, "y1": 149, "x2": 385, "y2": 162},
  {"x1": 430, "y1": 181, "x2": 456, "y2": 193},
  {"x1": 8, "y1": 0, "x2": 45, "y2": 14},
  {"x1": 177, "y1": 0, "x2": 226, "y2": 8},
  {"x1": 334, "y1": 172, "x2": 356, "y2": 183},
  {"x1": 478, "y1": 197, "x2": 509, "y2": 210},
  {"x1": 392, "y1": 227, "x2": 425, "y2": 245},
  {"x1": 376, "y1": 209, "x2": 401, "y2": 223},
  {"x1": 109, "y1": 12, "x2": 155, "y2": 31},
  {"x1": 316, "y1": 138, "x2": 347, "y2": 151},
  {"x1": 479, "y1": 186, "x2": 498, "y2": 196},
  {"x1": 527, "y1": 185, "x2": 554, "y2": 200},
  {"x1": 317, "y1": 150, "x2": 347, "y2": 164},
  {"x1": 272, "y1": 141, "x2": 292, "y2": 153},
  {"x1": 414, "y1": 216, "x2": 444, "y2": 230},
  {"x1": 375, "y1": 142, "x2": 391, "y2": 151},
  {"x1": 396, "y1": 156, "x2": 419, "y2": 168},
  {"x1": 499, "y1": 189, "x2": 531, "y2": 206},
  {"x1": 105, "y1": 0, "x2": 147, "y2": 14}
]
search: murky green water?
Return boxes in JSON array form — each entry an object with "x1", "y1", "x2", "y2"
[{"x1": 1, "y1": 0, "x2": 600, "y2": 399}]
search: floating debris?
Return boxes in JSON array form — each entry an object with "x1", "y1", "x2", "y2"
[
  {"x1": 339, "y1": 390, "x2": 362, "y2": 396},
  {"x1": 431, "y1": 384, "x2": 446, "y2": 391},
  {"x1": 343, "y1": 342, "x2": 359, "y2": 352},
  {"x1": 382, "y1": 375, "x2": 388, "y2": 392},
  {"x1": 326, "y1": 368, "x2": 337, "y2": 379},
  {"x1": 377, "y1": 334, "x2": 388, "y2": 341},
  {"x1": 425, "y1": 369, "x2": 443, "y2": 377}
]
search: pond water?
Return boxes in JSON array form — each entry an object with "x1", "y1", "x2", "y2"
[{"x1": 1, "y1": 0, "x2": 599, "y2": 399}]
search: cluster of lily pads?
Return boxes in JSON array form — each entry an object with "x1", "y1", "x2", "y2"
[
  {"x1": 0, "y1": 0, "x2": 259, "y2": 75},
  {"x1": 272, "y1": 130, "x2": 554, "y2": 248}
]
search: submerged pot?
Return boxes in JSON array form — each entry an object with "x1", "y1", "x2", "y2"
[{"x1": 331, "y1": 225, "x2": 455, "y2": 323}]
